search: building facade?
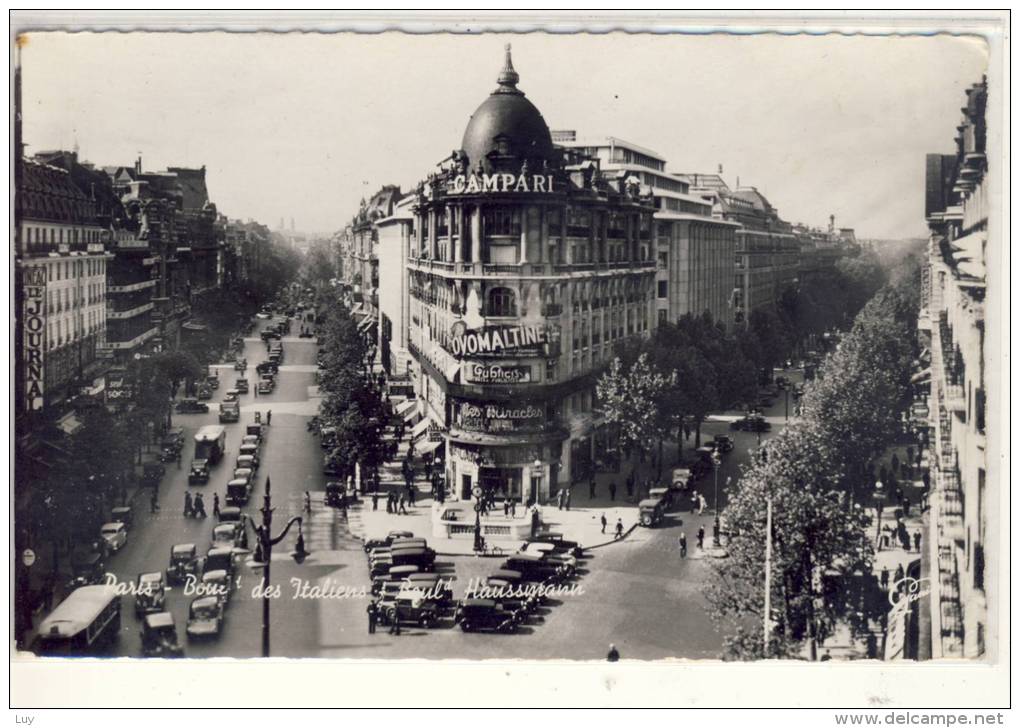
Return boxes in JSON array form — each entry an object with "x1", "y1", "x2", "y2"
[
  {"x1": 555, "y1": 135, "x2": 738, "y2": 330},
  {"x1": 406, "y1": 47, "x2": 657, "y2": 504},
  {"x1": 919, "y1": 77, "x2": 991, "y2": 660},
  {"x1": 376, "y1": 194, "x2": 415, "y2": 376}
]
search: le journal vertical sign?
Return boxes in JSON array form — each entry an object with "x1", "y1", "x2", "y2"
[{"x1": 22, "y1": 266, "x2": 46, "y2": 411}]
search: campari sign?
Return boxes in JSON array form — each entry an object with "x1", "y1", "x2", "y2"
[{"x1": 449, "y1": 172, "x2": 556, "y2": 195}]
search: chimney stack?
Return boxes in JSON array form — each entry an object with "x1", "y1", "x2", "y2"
[{"x1": 135, "y1": 155, "x2": 142, "y2": 175}]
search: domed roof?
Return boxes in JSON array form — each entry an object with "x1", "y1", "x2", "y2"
[{"x1": 460, "y1": 45, "x2": 555, "y2": 174}]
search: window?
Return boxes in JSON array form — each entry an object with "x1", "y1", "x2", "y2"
[
  {"x1": 487, "y1": 287, "x2": 517, "y2": 317},
  {"x1": 483, "y1": 207, "x2": 521, "y2": 237},
  {"x1": 657, "y1": 251, "x2": 668, "y2": 270},
  {"x1": 658, "y1": 309, "x2": 668, "y2": 324},
  {"x1": 657, "y1": 281, "x2": 668, "y2": 299}
]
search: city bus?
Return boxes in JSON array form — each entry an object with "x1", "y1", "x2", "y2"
[{"x1": 34, "y1": 585, "x2": 121, "y2": 656}]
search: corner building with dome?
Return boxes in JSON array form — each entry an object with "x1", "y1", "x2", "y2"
[{"x1": 406, "y1": 46, "x2": 657, "y2": 507}]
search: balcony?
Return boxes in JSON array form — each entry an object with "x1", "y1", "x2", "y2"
[
  {"x1": 945, "y1": 383, "x2": 966, "y2": 412},
  {"x1": 107, "y1": 302, "x2": 154, "y2": 320},
  {"x1": 482, "y1": 263, "x2": 522, "y2": 275},
  {"x1": 542, "y1": 303, "x2": 563, "y2": 317}
]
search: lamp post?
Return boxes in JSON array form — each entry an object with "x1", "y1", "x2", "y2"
[
  {"x1": 245, "y1": 476, "x2": 309, "y2": 657},
  {"x1": 711, "y1": 449, "x2": 722, "y2": 547},
  {"x1": 873, "y1": 480, "x2": 885, "y2": 551},
  {"x1": 472, "y1": 452, "x2": 484, "y2": 552}
]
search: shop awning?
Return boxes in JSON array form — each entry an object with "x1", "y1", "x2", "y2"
[
  {"x1": 56, "y1": 412, "x2": 83, "y2": 436},
  {"x1": 403, "y1": 406, "x2": 421, "y2": 425},
  {"x1": 351, "y1": 303, "x2": 364, "y2": 315},
  {"x1": 411, "y1": 416, "x2": 432, "y2": 442},
  {"x1": 418, "y1": 438, "x2": 444, "y2": 457},
  {"x1": 358, "y1": 315, "x2": 375, "y2": 332},
  {"x1": 395, "y1": 399, "x2": 416, "y2": 417},
  {"x1": 910, "y1": 368, "x2": 931, "y2": 384}
]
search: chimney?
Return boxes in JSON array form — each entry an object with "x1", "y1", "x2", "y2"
[
  {"x1": 828, "y1": 214, "x2": 835, "y2": 233},
  {"x1": 717, "y1": 163, "x2": 723, "y2": 174},
  {"x1": 135, "y1": 155, "x2": 142, "y2": 175}
]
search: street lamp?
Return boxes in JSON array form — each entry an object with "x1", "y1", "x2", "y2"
[
  {"x1": 711, "y1": 449, "x2": 722, "y2": 547},
  {"x1": 472, "y1": 452, "x2": 485, "y2": 553},
  {"x1": 245, "y1": 476, "x2": 310, "y2": 657},
  {"x1": 873, "y1": 480, "x2": 885, "y2": 551}
]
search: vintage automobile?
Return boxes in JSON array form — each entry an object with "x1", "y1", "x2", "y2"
[
  {"x1": 100, "y1": 522, "x2": 128, "y2": 552},
  {"x1": 245, "y1": 423, "x2": 265, "y2": 443},
  {"x1": 177, "y1": 397, "x2": 210, "y2": 414},
  {"x1": 368, "y1": 556, "x2": 394, "y2": 580},
  {"x1": 225, "y1": 479, "x2": 252, "y2": 507},
  {"x1": 256, "y1": 360, "x2": 279, "y2": 376},
  {"x1": 730, "y1": 414, "x2": 772, "y2": 433},
  {"x1": 110, "y1": 505, "x2": 134, "y2": 529},
  {"x1": 186, "y1": 596, "x2": 224, "y2": 641},
  {"x1": 521, "y1": 543, "x2": 577, "y2": 574},
  {"x1": 241, "y1": 435, "x2": 261, "y2": 451},
  {"x1": 234, "y1": 378, "x2": 250, "y2": 394},
  {"x1": 140, "y1": 612, "x2": 184, "y2": 658},
  {"x1": 671, "y1": 467, "x2": 694, "y2": 492},
  {"x1": 454, "y1": 599, "x2": 520, "y2": 633},
  {"x1": 257, "y1": 378, "x2": 274, "y2": 395},
  {"x1": 363, "y1": 530, "x2": 415, "y2": 553},
  {"x1": 712, "y1": 434, "x2": 735, "y2": 453},
  {"x1": 260, "y1": 329, "x2": 280, "y2": 341},
  {"x1": 134, "y1": 571, "x2": 166, "y2": 617},
  {"x1": 196, "y1": 385, "x2": 213, "y2": 401},
  {"x1": 523, "y1": 533, "x2": 584, "y2": 558},
  {"x1": 648, "y1": 487, "x2": 672, "y2": 510},
  {"x1": 188, "y1": 459, "x2": 210, "y2": 485},
  {"x1": 775, "y1": 375, "x2": 790, "y2": 389},
  {"x1": 167, "y1": 543, "x2": 199, "y2": 585},
  {"x1": 485, "y1": 569, "x2": 544, "y2": 608},
  {"x1": 404, "y1": 573, "x2": 454, "y2": 606},
  {"x1": 201, "y1": 570, "x2": 232, "y2": 608},
  {"x1": 325, "y1": 481, "x2": 346, "y2": 507},
  {"x1": 370, "y1": 564, "x2": 421, "y2": 596},
  {"x1": 211, "y1": 523, "x2": 244, "y2": 550},
  {"x1": 233, "y1": 467, "x2": 255, "y2": 488},
  {"x1": 382, "y1": 587, "x2": 443, "y2": 629},
  {"x1": 159, "y1": 427, "x2": 186, "y2": 462},
  {"x1": 234, "y1": 358, "x2": 247, "y2": 372},
  {"x1": 218, "y1": 506, "x2": 243, "y2": 524},
  {"x1": 141, "y1": 461, "x2": 166, "y2": 488},
  {"x1": 223, "y1": 389, "x2": 240, "y2": 404},
  {"x1": 501, "y1": 554, "x2": 564, "y2": 585},
  {"x1": 69, "y1": 551, "x2": 106, "y2": 588},
  {"x1": 205, "y1": 374, "x2": 220, "y2": 390},
  {"x1": 639, "y1": 498, "x2": 665, "y2": 527},
  {"x1": 204, "y1": 547, "x2": 236, "y2": 579},
  {"x1": 389, "y1": 546, "x2": 436, "y2": 572},
  {"x1": 236, "y1": 453, "x2": 259, "y2": 472}
]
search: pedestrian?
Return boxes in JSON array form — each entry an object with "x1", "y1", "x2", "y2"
[
  {"x1": 150, "y1": 491, "x2": 160, "y2": 514},
  {"x1": 213, "y1": 493, "x2": 220, "y2": 518},
  {"x1": 372, "y1": 491, "x2": 379, "y2": 511},
  {"x1": 601, "y1": 513, "x2": 608, "y2": 534},
  {"x1": 254, "y1": 385, "x2": 258, "y2": 399},
  {"x1": 607, "y1": 644, "x2": 620, "y2": 662},
  {"x1": 176, "y1": 450, "x2": 182, "y2": 469},
  {"x1": 388, "y1": 609, "x2": 401, "y2": 635},
  {"x1": 184, "y1": 491, "x2": 193, "y2": 518},
  {"x1": 614, "y1": 518, "x2": 624, "y2": 540},
  {"x1": 194, "y1": 493, "x2": 206, "y2": 518},
  {"x1": 398, "y1": 495, "x2": 408, "y2": 515},
  {"x1": 609, "y1": 481, "x2": 617, "y2": 501},
  {"x1": 367, "y1": 601, "x2": 378, "y2": 634},
  {"x1": 589, "y1": 475, "x2": 596, "y2": 500},
  {"x1": 565, "y1": 489, "x2": 572, "y2": 511},
  {"x1": 690, "y1": 491, "x2": 699, "y2": 513},
  {"x1": 556, "y1": 489, "x2": 564, "y2": 510},
  {"x1": 894, "y1": 564, "x2": 905, "y2": 589},
  {"x1": 913, "y1": 531, "x2": 922, "y2": 553},
  {"x1": 408, "y1": 485, "x2": 416, "y2": 507},
  {"x1": 902, "y1": 496, "x2": 911, "y2": 518},
  {"x1": 880, "y1": 566, "x2": 889, "y2": 591},
  {"x1": 891, "y1": 453, "x2": 900, "y2": 476},
  {"x1": 504, "y1": 499, "x2": 510, "y2": 518},
  {"x1": 267, "y1": 410, "x2": 272, "y2": 426},
  {"x1": 697, "y1": 494, "x2": 706, "y2": 515},
  {"x1": 304, "y1": 491, "x2": 312, "y2": 513},
  {"x1": 678, "y1": 532, "x2": 687, "y2": 558},
  {"x1": 696, "y1": 526, "x2": 705, "y2": 550}
]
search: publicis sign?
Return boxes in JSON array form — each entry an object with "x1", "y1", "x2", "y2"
[
  {"x1": 449, "y1": 173, "x2": 556, "y2": 196},
  {"x1": 464, "y1": 363, "x2": 532, "y2": 385},
  {"x1": 22, "y1": 267, "x2": 46, "y2": 411},
  {"x1": 450, "y1": 323, "x2": 547, "y2": 358},
  {"x1": 457, "y1": 402, "x2": 545, "y2": 434}
]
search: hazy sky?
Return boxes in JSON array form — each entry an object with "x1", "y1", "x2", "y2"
[{"x1": 19, "y1": 30, "x2": 987, "y2": 238}]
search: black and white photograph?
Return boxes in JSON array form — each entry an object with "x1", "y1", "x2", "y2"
[{"x1": 8, "y1": 11, "x2": 1009, "y2": 715}]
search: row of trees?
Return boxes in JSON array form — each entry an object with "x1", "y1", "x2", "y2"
[
  {"x1": 317, "y1": 301, "x2": 389, "y2": 488},
  {"x1": 704, "y1": 254, "x2": 921, "y2": 660}
]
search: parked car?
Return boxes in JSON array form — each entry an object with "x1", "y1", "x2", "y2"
[
  {"x1": 363, "y1": 530, "x2": 415, "y2": 553},
  {"x1": 381, "y1": 587, "x2": 442, "y2": 629},
  {"x1": 196, "y1": 386, "x2": 213, "y2": 401},
  {"x1": 110, "y1": 505, "x2": 133, "y2": 529},
  {"x1": 236, "y1": 453, "x2": 259, "y2": 472},
  {"x1": 234, "y1": 378, "x2": 250, "y2": 394},
  {"x1": 233, "y1": 468, "x2": 255, "y2": 488},
  {"x1": 218, "y1": 506, "x2": 243, "y2": 524},
  {"x1": 100, "y1": 522, "x2": 128, "y2": 552},
  {"x1": 389, "y1": 546, "x2": 436, "y2": 572},
  {"x1": 134, "y1": 571, "x2": 166, "y2": 616},
  {"x1": 225, "y1": 479, "x2": 252, "y2": 506},
  {"x1": 523, "y1": 533, "x2": 584, "y2": 558},
  {"x1": 712, "y1": 435, "x2": 735, "y2": 453},
  {"x1": 454, "y1": 599, "x2": 520, "y2": 633},
  {"x1": 140, "y1": 612, "x2": 184, "y2": 658},
  {"x1": 188, "y1": 459, "x2": 210, "y2": 485},
  {"x1": 201, "y1": 570, "x2": 232, "y2": 608},
  {"x1": 186, "y1": 596, "x2": 224, "y2": 641},
  {"x1": 211, "y1": 523, "x2": 244, "y2": 550},
  {"x1": 141, "y1": 461, "x2": 166, "y2": 488},
  {"x1": 167, "y1": 544, "x2": 199, "y2": 585},
  {"x1": 501, "y1": 554, "x2": 564, "y2": 585},
  {"x1": 206, "y1": 374, "x2": 221, "y2": 390},
  {"x1": 257, "y1": 379, "x2": 274, "y2": 395},
  {"x1": 730, "y1": 414, "x2": 772, "y2": 433},
  {"x1": 177, "y1": 397, "x2": 210, "y2": 414}
]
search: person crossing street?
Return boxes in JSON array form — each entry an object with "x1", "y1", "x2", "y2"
[
  {"x1": 213, "y1": 493, "x2": 220, "y2": 518},
  {"x1": 184, "y1": 491, "x2": 193, "y2": 518}
]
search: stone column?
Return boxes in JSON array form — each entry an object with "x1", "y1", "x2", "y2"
[
  {"x1": 537, "y1": 206, "x2": 547, "y2": 265},
  {"x1": 454, "y1": 205, "x2": 464, "y2": 263},
  {"x1": 561, "y1": 208, "x2": 570, "y2": 264},
  {"x1": 519, "y1": 207, "x2": 528, "y2": 264},
  {"x1": 445, "y1": 204, "x2": 454, "y2": 262},
  {"x1": 471, "y1": 205, "x2": 482, "y2": 264},
  {"x1": 428, "y1": 210, "x2": 437, "y2": 259}
]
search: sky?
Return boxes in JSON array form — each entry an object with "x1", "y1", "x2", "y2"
[{"x1": 18, "y1": 30, "x2": 988, "y2": 239}]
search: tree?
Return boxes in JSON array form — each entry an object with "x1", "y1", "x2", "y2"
[{"x1": 595, "y1": 353, "x2": 675, "y2": 476}]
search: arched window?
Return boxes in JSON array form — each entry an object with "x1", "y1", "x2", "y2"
[{"x1": 487, "y1": 287, "x2": 517, "y2": 317}]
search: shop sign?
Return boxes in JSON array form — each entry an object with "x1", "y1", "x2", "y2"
[
  {"x1": 457, "y1": 402, "x2": 545, "y2": 433},
  {"x1": 450, "y1": 324, "x2": 547, "y2": 358},
  {"x1": 22, "y1": 267, "x2": 46, "y2": 411},
  {"x1": 463, "y1": 363, "x2": 532, "y2": 385},
  {"x1": 449, "y1": 173, "x2": 556, "y2": 196}
]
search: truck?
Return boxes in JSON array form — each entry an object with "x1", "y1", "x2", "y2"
[
  {"x1": 219, "y1": 399, "x2": 240, "y2": 423},
  {"x1": 194, "y1": 425, "x2": 227, "y2": 465}
]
